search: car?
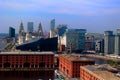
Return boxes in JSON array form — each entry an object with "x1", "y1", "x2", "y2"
[{"x1": 116, "y1": 72, "x2": 120, "y2": 77}]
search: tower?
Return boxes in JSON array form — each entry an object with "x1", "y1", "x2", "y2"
[
  {"x1": 18, "y1": 22, "x2": 25, "y2": 44},
  {"x1": 9, "y1": 27, "x2": 15, "y2": 38},
  {"x1": 38, "y1": 23, "x2": 43, "y2": 38},
  {"x1": 27, "y1": 22, "x2": 34, "y2": 33},
  {"x1": 104, "y1": 31, "x2": 115, "y2": 55},
  {"x1": 50, "y1": 19, "x2": 55, "y2": 38},
  {"x1": 114, "y1": 29, "x2": 120, "y2": 55}
]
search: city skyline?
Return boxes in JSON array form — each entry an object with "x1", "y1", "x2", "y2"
[{"x1": 0, "y1": 0, "x2": 120, "y2": 33}]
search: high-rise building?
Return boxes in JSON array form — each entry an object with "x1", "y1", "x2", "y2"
[
  {"x1": 27, "y1": 22, "x2": 34, "y2": 33},
  {"x1": 9, "y1": 27, "x2": 15, "y2": 37},
  {"x1": 85, "y1": 35, "x2": 95, "y2": 50},
  {"x1": 50, "y1": 19, "x2": 55, "y2": 38},
  {"x1": 95, "y1": 39, "x2": 104, "y2": 55},
  {"x1": 115, "y1": 29, "x2": 120, "y2": 55},
  {"x1": 61, "y1": 29, "x2": 86, "y2": 52},
  {"x1": 104, "y1": 31, "x2": 115, "y2": 55},
  {"x1": 57, "y1": 24, "x2": 68, "y2": 36}
]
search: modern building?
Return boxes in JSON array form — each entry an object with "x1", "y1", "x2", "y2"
[
  {"x1": 27, "y1": 22, "x2": 34, "y2": 33},
  {"x1": 61, "y1": 29, "x2": 86, "y2": 52},
  {"x1": 57, "y1": 24, "x2": 68, "y2": 36},
  {"x1": 115, "y1": 29, "x2": 120, "y2": 55},
  {"x1": 59, "y1": 54, "x2": 95, "y2": 78},
  {"x1": 80, "y1": 65, "x2": 120, "y2": 80},
  {"x1": 104, "y1": 31, "x2": 115, "y2": 55},
  {"x1": 95, "y1": 39, "x2": 104, "y2": 54},
  {"x1": 85, "y1": 35, "x2": 95, "y2": 50},
  {"x1": 16, "y1": 37, "x2": 58, "y2": 51},
  {"x1": 0, "y1": 52, "x2": 54, "y2": 70},
  {"x1": 9, "y1": 27, "x2": 15, "y2": 38},
  {"x1": 50, "y1": 19, "x2": 55, "y2": 38}
]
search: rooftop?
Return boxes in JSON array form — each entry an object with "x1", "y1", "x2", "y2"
[
  {"x1": 0, "y1": 51, "x2": 54, "y2": 55},
  {"x1": 60, "y1": 54, "x2": 94, "y2": 62},
  {"x1": 81, "y1": 65, "x2": 120, "y2": 80}
]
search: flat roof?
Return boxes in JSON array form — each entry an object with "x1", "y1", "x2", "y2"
[
  {"x1": 60, "y1": 54, "x2": 94, "y2": 62},
  {"x1": 0, "y1": 51, "x2": 54, "y2": 55},
  {"x1": 81, "y1": 65, "x2": 120, "y2": 80}
]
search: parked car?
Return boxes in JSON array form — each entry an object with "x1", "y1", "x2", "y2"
[{"x1": 116, "y1": 72, "x2": 120, "y2": 77}]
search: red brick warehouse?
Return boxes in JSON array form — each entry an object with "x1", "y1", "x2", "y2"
[
  {"x1": 59, "y1": 54, "x2": 95, "y2": 78},
  {"x1": 0, "y1": 52, "x2": 54, "y2": 69}
]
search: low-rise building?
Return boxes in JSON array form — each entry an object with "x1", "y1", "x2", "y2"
[
  {"x1": 80, "y1": 65, "x2": 120, "y2": 80},
  {"x1": 59, "y1": 54, "x2": 95, "y2": 78},
  {"x1": 0, "y1": 51, "x2": 54, "y2": 70}
]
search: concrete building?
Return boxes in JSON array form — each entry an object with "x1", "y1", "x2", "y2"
[
  {"x1": 104, "y1": 31, "x2": 115, "y2": 55},
  {"x1": 50, "y1": 19, "x2": 55, "y2": 38},
  {"x1": 80, "y1": 65, "x2": 120, "y2": 80},
  {"x1": 25, "y1": 32, "x2": 32, "y2": 41},
  {"x1": 59, "y1": 54, "x2": 95, "y2": 78},
  {"x1": 27, "y1": 22, "x2": 34, "y2": 33},
  {"x1": 9, "y1": 27, "x2": 15, "y2": 38},
  {"x1": 95, "y1": 39, "x2": 104, "y2": 54},
  {"x1": 61, "y1": 29, "x2": 86, "y2": 52},
  {"x1": 85, "y1": 35, "x2": 95, "y2": 50},
  {"x1": 115, "y1": 29, "x2": 120, "y2": 55}
]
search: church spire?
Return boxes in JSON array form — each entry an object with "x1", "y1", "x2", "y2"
[{"x1": 38, "y1": 23, "x2": 43, "y2": 38}]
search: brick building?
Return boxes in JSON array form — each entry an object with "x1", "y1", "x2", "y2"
[
  {"x1": 80, "y1": 65, "x2": 120, "y2": 80},
  {"x1": 59, "y1": 54, "x2": 95, "y2": 78},
  {"x1": 0, "y1": 52, "x2": 54, "y2": 70}
]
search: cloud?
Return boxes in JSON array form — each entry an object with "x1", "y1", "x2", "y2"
[{"x1": 0, "y1": 0, "x2": 120, "y2": 16}]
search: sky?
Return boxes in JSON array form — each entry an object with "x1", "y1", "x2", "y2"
[{"x1": 0, "y1": 0, "x2": 120, "y2": 33}]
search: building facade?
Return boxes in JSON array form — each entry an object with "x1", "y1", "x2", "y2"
[
  {"x1": 50, "y1": 19, "x2": 55, "y2": 38},
  {"x1": 9, "y1": 27, "x2": 15, "y2": 38},
  {"x1": 80, "y1": 65, "x2": 120, "y2": 80},
  {"x1": 104, "y1": 31, "x2": 115, "y2": 55},
  {"x1": 95, "y1": 39, "x2": 104, "y2": 54},
  {"x1": 27, "y1": 22, "x2": 34, "y2": 33},
  {"x1": 0, "y1": 52, "x2": 54, "y2": 70},
  {"x1": 85, "y1": 35, "x2": 95, "y2": 50},
  {"x1": 115, "y1": 29, "x2": 120, "y2": 55},
  {"x1": 59, "y1": 54, "x2": 95, "y2": 78},
  {"x1": 61, "y1": 29, "x2": 86, "y2": 52}
]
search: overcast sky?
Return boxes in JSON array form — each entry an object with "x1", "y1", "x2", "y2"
[{"x1": 0, "y1": 0, "x2": 120, "y2": 33}]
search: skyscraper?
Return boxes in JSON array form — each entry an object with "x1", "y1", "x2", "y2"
[
  {"x1": 57, "y1": 24, "x2": 68, "y2": 36},
  {"x1": 9, "y1": 27, "x2": 15, "y2": 37},
  {"x1": 114, "y1": 29, "x2": 120, "y2": 55},
  {"x1": 50, "y1": 19, "x2": 55, "y2": 38},
  {"x1": 104, "y1": 31, "x2": 115, "y2": 55},
  {"x1": 27, "y1": 22, "x2": 34, "y2": 33}
]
